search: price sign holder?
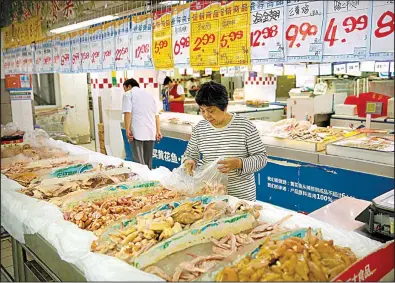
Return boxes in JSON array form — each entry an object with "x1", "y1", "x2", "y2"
[
  {"x1": 219, "y1": 1, "x2": 250, "y2": 66},
  {"x1": 172, "y1": 4, "x2": 191, "y2": 68},
  {"x1": 190, "y1": 1, "x2": 220, "y2": 70},
  {"x1": 153, "y1": 8, "x2": 174, "y2": 70},
  {"x1": 365, "y1": 101, "x2": 383, "y2": 129}
]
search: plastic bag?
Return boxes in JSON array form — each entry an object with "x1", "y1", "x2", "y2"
[
  {"x1": 23, "y1": 129, "x2": 51, "y2": 148},
  {"x1": 160, "y1": 157, "x2": 228, "y2": 196},
  {"x1": 4, "y1": 122, "x2": 18, "y2": 136}
]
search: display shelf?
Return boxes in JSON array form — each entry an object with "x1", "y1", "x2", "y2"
[{"x1": 261, "y1": 135, "x2": 343, "y2": 152}]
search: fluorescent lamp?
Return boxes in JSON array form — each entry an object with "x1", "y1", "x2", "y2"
[
  {"x1": 159, "y1": 1, "x2": 185, "y2": 5},
  {"x1": 50, "y1": 15, "x2": 119, "y2": 34}
]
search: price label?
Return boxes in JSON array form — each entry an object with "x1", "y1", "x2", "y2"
[
  {"x1": 190, "y1": 1, "x2": 220, "y2": 69},
  {"x1": 360, "y1": 61, "x2": 375, "y2": 72},
  {"x1": 89, "y1": 26, "x2": 103, "y2": 71},
  {"x1": 284, "y1": 64, "x2": 296, "y2": 75},
  {"x1": 250, "y1": 1, "x2": 285, "y2": 64},
  {"x1": 172, "y1": 4, "x2": 191, "y2": 67},
  {"x1": 26, "y1": 46, "x2": 34, "y2": 74},
  {"x1": 14, "y1": 47, "x2": 23, "y2": 74},
  {"x1": 295, "y1": 63, "x2": 307, "y2": 76},
  {"x1": 240, "y1": 65, "x2": 248, "y2": 72},
  {"x1": 368, "y1": 1, "x2": 394, "y2": 60},
  {"x1": 319, "y1": 63, "x2": 332, "y2": 75},
  {"x1": 10, "y1": 50, "x2": 16, "y2": 74},
  {"x1": 219, "y1": 1, "x2": 250, "y2": 66},
  {"x1": 220, "y1": 66, "x2": 227, "y2": 74},
  {"x1": 153, "y1": 8, "x2": 173, "y2": 70},
  {"x1": 131, "y1": 14, "x2": 153, "y2": 68},
  {"x1": 60, "y1": 35, "x2": 71, "y2": 73},
  {"x1": 80, "y1": 29, "x2": 90, "y2": 72},
  {"x1": 205, "y1": 68, "x2": 212, "y2": 75},
  {"x1": 3, "y1": 51, "x2": 9, "y2": 75},
  {"x1": 322, "y1": 1, "x2": 370, "y2": 61},
  {"x1": 21, "y1": 47, "x2": 28, "y2": 74},
  {"x1": 42, "y1": 38, "x2": 53, "y2": 73},
  {"x1": 227, "y1": 66, "x2": 236, "y2": 75},
  {"x1": 346, "y1": 62, "x2": 360, "y2": 74},
  {"x1": 366, "y1": 102, "x2": 383, "y2": 115},
  {"x1": 285, "y1": 1, "x2": 325, "y2": 62},
  {"x1": 333, "y1": 63, "x2": 346, "y2": 74},
  {"x1": 34, "y1": 41, "x2": 43, "y2": 73},
  {"x1": 115, "y1": 18, "x2": 130, "y2": 70},
  {"x1": 307, "y1": 64, "x2": 319, "y2": 75},
  {"x1": 70, "y1": 31, "x2": 81, "y2": 73},
  {"x1": 374, "y1": 61, "x2": 390, "y2": 72},
  {"x1": 102, "y1": 22, "x2": 116, "y2": 70}
]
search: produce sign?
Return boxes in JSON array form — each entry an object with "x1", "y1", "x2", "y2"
[
  {"x1": 42, "y1": 38, "x2": 54, "y2": 73},
  {"x1": 115, "y1": 17, "x2": 131, "y2": 70},
  {"x1": 153, "y1": 8, "x2": 174, "y2": 70},
  {"x1": 34, "y1": 40, "x2": 44, "y2": 73},
  {"x1": 190, "y1": 0, "x2": 221, "y2": 69},
  {"x1": 250, "y1": 1, "x2": 286, "y2": 64},
  {"x1": 219, "y1": 1, "x2": 250, "y2": 66},
  {"x1": 70, "y1": 31, "x2": 81, "y2": 73},
  {"x1": 60, "y1": 34, "x2": 71, "y2": 73},
  {"x1": 53, "y1": 36, "x2": 61, "y2": 73},
  {"x1": 322, "y1": 1, "x2": 370, "y2": 62},
  {"x1": 172, "y1": 4, "x2": 191, "y2": 67},
  {"x1": 285, "y1": 0, "x2": 325, "y2": 62},
  {"x1": 131, "y1": 14, "x2": 154, "y2": 68},
  {"x1": 102, "y1": 22, "x2": 116, "y2": 70},
  {"x1": 89, "y1": 25, "x2": 103, "y2": 72},
  {"x1": 367, "y1": 1, "x2": 394, "y2": 60}
]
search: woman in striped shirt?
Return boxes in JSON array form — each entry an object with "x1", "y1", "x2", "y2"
[{"x1": 183, "y1": 81, "x2": 268, "y2": 201}]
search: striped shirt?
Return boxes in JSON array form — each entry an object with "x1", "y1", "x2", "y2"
[{"x1": 183, "y1": 114, "x2": 268, "y2": 201}]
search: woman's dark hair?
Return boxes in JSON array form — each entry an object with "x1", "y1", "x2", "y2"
[
  {"x1": 195, "y1": 81, "x2": 228, "y2": 111},
  {"x1": 123, "y1": 78, "x2": 139, "y2": 88},
  {"x1": 163, "y1": 76, "x2": 172, "y2": 86}
]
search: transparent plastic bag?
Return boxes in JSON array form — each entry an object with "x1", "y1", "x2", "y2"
[
  {"x1": 23, "y1": 129, "x2": 51, "y2": 148},
  {"x1": 160, "y1": 157, "x2": 228, "y2": 196},
  {"x1": 4, "y1": 122, "x2": 18, "y2": 136}
]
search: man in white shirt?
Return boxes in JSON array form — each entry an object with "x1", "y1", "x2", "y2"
[
  {"x1": 122, "y1": 78, "x2": 162, "y2": 169},
  {"x1": 186, "y1": 78, "x2": 199, "y2": 97}
]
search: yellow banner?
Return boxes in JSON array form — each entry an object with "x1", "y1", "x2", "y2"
[
  {"x1": 152, "y1": 8, "x2": 173, "y2": 70},
  {"x1": 219, "y1": 1, "x2": 250, "y2": 66},
  {"x1": 2, "y1": 16, "x2": 42, "y2": 49},
  {"x1": 190, "y1": 1, "x2": 220, "y2": 70}
]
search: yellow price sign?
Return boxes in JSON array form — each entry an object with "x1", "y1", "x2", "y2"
[
  {"x1": 190, "y1": 1, "x2": 220, "y2": 69},
  {"x1": 152, "y1": 7, "x2": 173, "y2": 70},
  {"x1": 219, "y1": 1, "x2": 250, "y2": 66},
  {"x1": 366, "y1": 102, "x2": 377, "y2": 113},
  {"x1": 27, "y1": 17, "x2": 42, "y2": 44}
]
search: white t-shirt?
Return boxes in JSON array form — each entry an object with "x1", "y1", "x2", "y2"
[
  {"x1": 122, "y1": 87, "x2": 159, "y2": 141},
  {"x1": 186, "y1": 81, "x2": 197, "y2": 90},
  {"x1": 168, "y1": 84, "x2": 184, "y2": 99}
]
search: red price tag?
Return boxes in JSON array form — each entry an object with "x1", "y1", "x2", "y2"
[
  {"x1": 44, "y1": 56, "x2": 51, "y2": 65},
  {"x1": 115, "y1": 47, "x2": 128, "y2": 61},
  {"x1": 173, "y1": 36, "x2": 190, "y2": 56},
  {"x1": 135, "y1": 44, "x2": 150, "y2": 59},
  {"x1": 251, "y1": 25, "x2": 279, "y2": 47},
  {"x1": 154, "y1": 40, "x2": 169, "y2": 54},
  {"x1": 103, "y1": 50, "x2": 112, "y2": 60},
  {"x1": 220, "y1": 30, "x2": 244, "y2": 48},
  {"x1": 192, "y1": 33, "x2": 216, "y2": 51},
  {"x1": 91, "y1": 51, "x2": 100, "y2": 63},
  {"x1": 72, "y1": 53, "x2": 80, "y2": 65},
  {"x1": 81, "y1": 52, "x2": 90, "y2": 60},
  {"x1": 286, "y1": 22, "x2": 318, "y2": 48}
]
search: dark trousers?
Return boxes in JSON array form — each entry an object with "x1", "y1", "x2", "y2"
[{"x1": 129, "y1": 139, "x2": 155, "y2": 169}]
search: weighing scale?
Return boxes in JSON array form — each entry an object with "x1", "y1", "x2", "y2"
[{"x1": 355, "y1": 190, "x2": 394, "y2": 242}]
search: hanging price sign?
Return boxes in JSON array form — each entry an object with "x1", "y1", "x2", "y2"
[
  {"x1": 250, "y1": 1, "x2": 285, "y2": 64},
  {"x1": 80, "y1": 29, "x2": 90, "y2": 72},
  {"x1": 26, "y1": 45, "x2": 34, "y2": 74},
  {"x1": 42, "y1": 37, "x2": 53, "y2": 73},
  {"x1": 285, "y1": 0, "x2": 325, "y2": 62},
  {"x1": 102, "y1": 22, "x2": 115, "y2": 70},
  {"x1": 60, "y1": 34, "x2": 71, "y2": 73},
  {"x1": 19, "y1": 47, "x2": 27, "y2": 74},
  {"x1": 153, "y1": 8, "x2": 174, "y2": 70},
  {"x1": 190, "y1": 1, "x2": 220, "y2": 69},
  {"x1": 53, "y1": 36, "x2": 61, "y2": 73},
  {"x1": 70, "y1": 31, "x2": 81, "y2": 73},
  {"x1": 115, "y1": 17, "x2": 131, "y2": 70},
  {"x1": 34, "y1": 41, "x2": 44, "y2": 73},
  {"x1": 3, "y1": 51, "x2": 10, "y2": 75},
  {"x1": 322, "y1": 1, "x2": 370, "y2": 62},
  {"x1": 15, "y1": 47, "x2": 23, "y2": 74},
  {"x1": 172, "y1": 4, "x2": 191, "y2": 67},
  {"x1": 131, "y1": 15, "x2": 153, "y2": 68},
  {"x1": 89, "y1": 25, "x2": 103, "y2": 71},
  {"x1": 219, "y1": 1, "x2": 250, "y2": 66},
  {"x1": 367, "y1": 1, "x2": 394, "y2": 60},
  {"x1": 10, "y1": 49, "x2": 16, "y2": 74}
]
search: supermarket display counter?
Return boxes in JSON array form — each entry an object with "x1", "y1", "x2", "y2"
[{"x1": 330, "y1": 114, "x2": 394, "y2": 131}]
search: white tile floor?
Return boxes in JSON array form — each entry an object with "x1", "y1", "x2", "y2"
[{"x1": 1, "y1": 238, "x2": 13, "y2": 282}]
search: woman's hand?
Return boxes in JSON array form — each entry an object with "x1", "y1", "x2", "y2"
[
  {"x1": 217, "y1": 158, "x2": 242, "y2": 173},
  {"x1": 156, "y1": 131, "x2": 162, "y2": 141},
  {"x1": 127, "y1": 129, "x2": 133, "y2": 141},
  {"x1": 184, "y1": 159, "x2": 196, "y2": 176}
]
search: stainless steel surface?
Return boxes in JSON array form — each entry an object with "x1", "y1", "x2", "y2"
[{"x1": 330, "y1": 116, "x2": 395, "y2": 131}]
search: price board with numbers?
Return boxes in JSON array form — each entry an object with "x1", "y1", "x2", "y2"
[
  {"x1": 322, "y1": 1, "x2": 370, "y2": 62},
  {"x1": 9, "y1": 49, "x2": 16, "y2": 74},
  {"x1": 15, "y1": 47, "x2": 23, "y2": 74},
  {"x1": 190, "y1": 1, "x2": 220, "y2": 69},
  {"x1": 53, "y1": 36, "x2": 61, "y2": 73},
  {"x1": 367, "y1": 1, "x2": 394, "y2": 60},
  {"x1": 250, "y1": 1, "x2": 285, "y2": 64},
  {"x1": 3, "y1": 50, "x2": 10, "y2": 75},
  {"x1": 26, "y1": 45, "x2": 34, "y2": 74},
  {"x1": 172, "y1": 4, "x2": 191, "y2": 67},
  {"x1": 80, "y1": 29, "x2": 90, "y2": 72},
  {"x1": 115, "y1": 17, "x2": 131, "y2": 70},
  {"x1": 153, "y1": 8, "x2": 174, "y2": 70},
  {"x1": 34, "y1": 40, "x2": 44, "y2": 74},
  {"x1": 60, "y1": 34, "x2": 71, "y2": 73},
  {"x1": 42, "y1": 37, "x2": 53, "y2": 73},
  {"x1": 131, "y1": 15, "x2": 154, "y2": 68},
  {"x1": 102, "y1": 22, "x2": 116, "y2": 70},
  {"x1": 89, "y1": 25, "x2": 103, "y2": 71},
  {"x1": 219, "y1": 1, "x2": 250, "y2": 66},
  {"x1": 285, "y1": 0, "x2": 325, "y2": 62},
  {"x1": 70, "y1": 31, "x2": 81, "y2": 73}
]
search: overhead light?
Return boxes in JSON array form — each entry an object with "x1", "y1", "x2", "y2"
[
  {"x1": 159, "y1": 1, "x2": 185, "y2": 5},
  {"x1": 50, "y1": 15, "x2": 119, "y2": 34}
]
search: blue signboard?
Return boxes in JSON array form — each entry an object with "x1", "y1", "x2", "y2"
[{"x1": 121, "y1": 132, "x2": 394, "y2": 213}]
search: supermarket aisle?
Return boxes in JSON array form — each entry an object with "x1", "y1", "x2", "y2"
[{"x1": 1, "y1": 237, "x2": 13, "y2": 282}]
